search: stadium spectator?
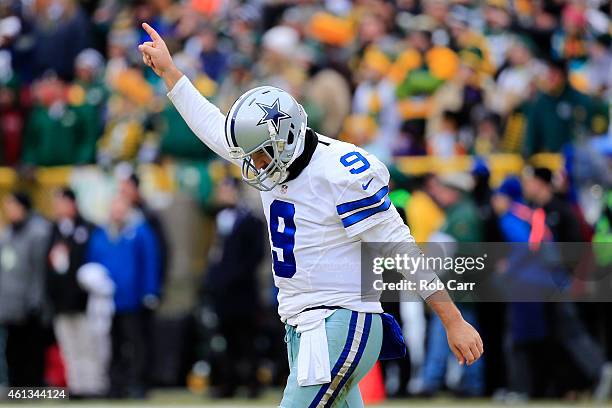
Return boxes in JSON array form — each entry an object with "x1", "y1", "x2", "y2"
[
  {"x1": 86, "y1": 195, "x2": 160, "y2": 399},
  {"x1": 401, "y1": 175, "x2": 446, "y2": 395},
  {"x1": 471, "y1": 160, "x2": 504, "y2": 393},
  {"x1": 523, "y1": 59, "x2": 597, "y2": 157},
  {"x1": 118, "y1": 171, "x2": 169, "y2": 386},
  {"x1": 118, "y1": 172, "x2": 169, "y2": 296},
  {"x1": 22, "y1": 76, "x2": 97, "y2": 166},
  {"x1": 584, "y1": 34, "x2": 612, "y2": 99},
  {"x1": 45, "y1": 187, "x2": 104, "y2": 397},
  {"x1": 472, "y1": 112, "x2": 502, "y2": 155},
  {"x1": 428, "y1": 110, "x2": 461, "y2": 157},
  {"x1": 97, "y1": 67, "x2": 154, "y2": 165},
  {"x1": 216, "y1": 53, "x2": 255, "y2": 114},
  {"x1": 482, "y1": 0, "x2": 513, "y2": 70},
  {"x1": 492, "y1": 175, "x2": 550, "y2": 399},
  {"x1": 426, "y1": 48, "x2": 496, "y2": 154},
  {"x1": 471, "y1": 159, "x2": 502, "y2": 243},
  {"x1": 71, "y1": 48, "x2": 108, "y2": 144},
  {"x1": 202, "y1": 177, "x2": 265, "y2": 398},
  {"x1": 390, "y1": 17, "x2": 458, "y2": 154},
  {"x1": 0, "y1": 192, "x2": 50, "y2": 387},
  {"x1": 195, "y1": 26, "x2": 228, "y2": 83},
  {"x1": 523, "y1": 167, "x2": 582, "y2": 242},
  {"x1": 493, "y1": 35, "x2": 543, "y2": 115},
  {"x1": 404, "y1": 174, "x2": 446, "y2": 243},
  {"x1": 0, "y1": 68, "x2": 24, "y2": 166},
  {"x1": 523, "y1": 167, "x2": 612, "y2": 399},
  {"x1": 27, "y1": 0, "x2": 91, "y2": 81},
  {"x1": 551, "y1": 4, "x2": 589, "y2": 64},
  {"x1": 351, "y1": 46, "x2": 399, "y2": 162},
  {"x1": 421, "y1": 173, "x2": 484, "y2": 397}
]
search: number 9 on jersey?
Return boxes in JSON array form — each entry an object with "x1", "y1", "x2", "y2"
[{"x1": 269, "y1": 200, "x2": 297, "y2": 278}]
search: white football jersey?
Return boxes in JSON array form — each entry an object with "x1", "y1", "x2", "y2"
[
  {"x1": 169, "y1": 77, "x2": 403, "y2": 321},
  {"x1": 260, "y1": 134, "x2": 393, "y2": 320}
]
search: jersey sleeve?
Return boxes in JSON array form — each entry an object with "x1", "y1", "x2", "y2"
[
  {"x1": 167, "y1": 76, "x2": 239, "y2": 165},
  {"x1": 329, "y1": 148, "x2": 396, "y2": 238},
  {"x1": 358, "y1": 215, "x2": 442, "y2": 299}
]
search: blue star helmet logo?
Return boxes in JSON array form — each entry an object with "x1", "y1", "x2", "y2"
[{"x1": 256, "y1": 98, "x2": 291, "y2": 134}]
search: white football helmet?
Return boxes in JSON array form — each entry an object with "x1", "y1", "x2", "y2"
[{"x1": 225, "y1": 86, "x2": 308, "y2": 191}]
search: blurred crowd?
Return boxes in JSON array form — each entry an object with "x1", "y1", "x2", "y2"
[
  {"x1": 0, "y1": 173, "x2": 168, "y2": 398},
  {"x1": 0, "y1": 0, "x2": 609, "y2": 166},
  {"x1": 0, "y1": 0, "x2": 611, "y2": 403},
  {"x1": 383, "y1": 165, "x2": 612, "y2": 401}
]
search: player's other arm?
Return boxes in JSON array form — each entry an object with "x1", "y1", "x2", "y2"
[
  {"x1": 330, "y1": 143, "x2": 483, "y2": 366},
  {"x1": 425, "y1": 290, "x2": 484, "y2": 366},
  {"x1": 138, "y1": 23, "x2": 235, "y2": 163},
  {"x1": 359, "y1": 218, "x2": 484, "y2": 366}
]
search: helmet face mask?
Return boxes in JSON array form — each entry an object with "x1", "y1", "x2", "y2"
[
  {"x1": 229, "y1": 135, "x2": 288, "y2": 192},
  {"x1": 225, "y1": 86, "x2": 308, "y2": 191}
]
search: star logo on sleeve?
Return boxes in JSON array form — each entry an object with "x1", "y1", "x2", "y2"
[{"x1": 256, "y1": 98, "x2": 291, "y2": 134}]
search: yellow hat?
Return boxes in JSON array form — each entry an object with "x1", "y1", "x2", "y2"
[
  {"x1": 308, "y1": 12, "x2": 355, "y2": 47},
  {"x1": 486, "y1": 0, "x2": 509, "y2": 8},
  {"x1": 362, "y1": 47, "x2": 391, "y2": 74}
]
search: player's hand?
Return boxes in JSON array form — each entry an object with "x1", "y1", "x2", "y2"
[
  {"x1": 445, "y1": 318, "x2": 483, "y2": 366},
  {"x1": 138, "y1": 22, "x2": 182, "y2": 89}
]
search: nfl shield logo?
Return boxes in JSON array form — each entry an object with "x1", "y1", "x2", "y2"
[{"x1": 280, "y1": 185, "x2": 288, "y2": 194}]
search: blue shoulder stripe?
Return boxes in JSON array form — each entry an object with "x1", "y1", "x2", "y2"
[
  {"x1": 336, "y1": 186, "x2": 389, "y2": 215},
  {"x1": 341, "y1": 196, "x2": 391, "y2": 228}
]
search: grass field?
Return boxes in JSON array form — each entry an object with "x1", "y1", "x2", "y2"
[{"x1": 0, "y1": 389, "x2": 600, "y2": 407}]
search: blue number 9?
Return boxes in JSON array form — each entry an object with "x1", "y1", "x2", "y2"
[
  {"x1": 269, "y1": 200, "x2": 296, "y2": 278},
  {"x1": 340, "y1": 151, "x2": 370, "y2": 174}
]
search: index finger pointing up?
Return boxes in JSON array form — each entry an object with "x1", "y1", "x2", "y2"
[{"x1": 142, "y1": 22, "x2": 162, "y2": 43}]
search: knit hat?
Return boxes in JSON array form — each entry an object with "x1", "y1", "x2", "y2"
[
  {"x1": 262, "y1": 26, "x2": 300, "y2": 57},
  {"x1": 75, "y1": 48, "x2": 105, "y2": 71},
  {"x1": 471, "y1": 157, "x2": 490, "y2": 179},
  {"x1": 307, "y1": 12, "x2": 355, "y2": 47},
  {"x1": 361, "y1": 46, "x2": 391, "y2": 75},
  {"x1": 438, "y1": 172, "x2": 474, "y2": 192},
  {"x1": 9, "y1": 191, "x2": 32, "y2": 211},
  {"x1": 496, "y1": 176, "x2": 522, "y2": 202}
]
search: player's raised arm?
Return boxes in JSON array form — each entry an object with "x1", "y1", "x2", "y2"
[{"x1": 138, "y1": 23, "x2": 237, "y2": 164}]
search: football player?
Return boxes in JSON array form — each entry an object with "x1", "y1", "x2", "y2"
[{"x1": 139, "y1": 22, "x2": 483, "y2": 407}]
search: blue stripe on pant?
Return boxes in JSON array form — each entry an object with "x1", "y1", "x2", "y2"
[{"x1": 280, "y1": 310, "x2": 382, "y2": 408}]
